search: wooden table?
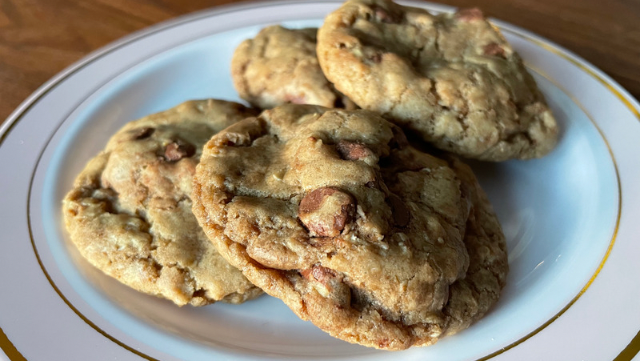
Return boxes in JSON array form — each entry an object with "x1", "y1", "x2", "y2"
[{"x1": 1, "y1": 0, "x2": 638, "y2": 125}]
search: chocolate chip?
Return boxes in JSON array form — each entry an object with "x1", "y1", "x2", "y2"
[
  {"x1": 299, "y1": 187, "x2": 356, "y2": 237},
  {"x1": 164, "y1": 141, "x2": 195, "y2": 161},
  {"x1": 300, "y1": 265, "x2": 336, "y2": 285},
  {"x1": 456, "y1": 8, "x2": 484, "y2": 21},
  {"x1": 336, "y1": 140, "x2": 374, "y2": 160},
  {"x1": 300, "y1": 188, "x2": 338, "y2": 214},
  {"x1": 300, "y1": 268, "x2": 313, "y2": 280},
  {"x1": 388, "y1": 194, "x2": 410, "y2": 227},
  {"x1": 131, "y1": 127, "x2": 154, "y2": 140},
  {"x1": 483, "y1": 43, "x2": 506, "y2": 57}
]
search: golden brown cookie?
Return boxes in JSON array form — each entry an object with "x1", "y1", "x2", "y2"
[
  {"x1": 442, "y1": 156, "x2": 508, "y2": 337},
  {"x1": 231, "y1": 25, "x2": 356, "y2": 109},
  {"x1": 192, "y1": 104, "x2": 475, "y2": 350},
  {"x1": 62, "y1": 99, "x2": 262, "y2": 307},
  {"x1": 317, "y1": 0, "x2": 558, "y2": 161}
]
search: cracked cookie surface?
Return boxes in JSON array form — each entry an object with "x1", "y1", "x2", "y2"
[
  {"x1": 317, "y1": 0, "x2": 558, "y2": 161},
  {"x1": 231, "y1": 25, "x2": 356, "y2": 110},
  {"x1": 62, "y1": 99, "x2": 262, "y2": 306},
  {"x1": 192, "y1": 104, "x2": 476, "y2": 350}
]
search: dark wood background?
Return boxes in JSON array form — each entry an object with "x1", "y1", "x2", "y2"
[{"x1": 1, "y1": 0, "x2": 639, "y2": 125}]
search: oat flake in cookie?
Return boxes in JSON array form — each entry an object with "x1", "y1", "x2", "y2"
[
  {"x1": 62, "y1": 99, "x2": 262, "y2": 307},
  {"x1": 231, "y1": 25, "x2": 356, "y2": 110},
  {"x1": 317, "y1": 0, "x2": 558, "y2": 161},
  {"x1": 192, "y1": 104, "x2": 477, "y2": 350}
]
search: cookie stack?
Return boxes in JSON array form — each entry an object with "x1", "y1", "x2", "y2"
[{"x1": 63, "y1": 0, "x2": 559, "y2": 351}]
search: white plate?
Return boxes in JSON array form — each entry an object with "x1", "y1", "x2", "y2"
[{"x1": 1, "y1": 1, "x2": 640, "y2": 360}]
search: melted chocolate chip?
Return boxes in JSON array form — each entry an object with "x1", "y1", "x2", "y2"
[
  {"x1": 336, "y1": 140, "x2": 374, "y2": 160},
  {"x1": 300, "y1": 265, "x2": 336, "y2": 285},
  {"x1": 299, "y1": 187, "x2": 356, "y2": 237},
  {"x1": 483, "y1": 43, "x2": 506, "y2": 58},
  {"x1": 164, "y1": 141, "x2": 195, "y2": 161}
]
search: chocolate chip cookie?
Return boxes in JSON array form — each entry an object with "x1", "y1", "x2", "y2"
[
  {"x1": 62, "y1": 99, "x2": 262, "y2": 306},
  {"x1": 231, "y1": 25, "x2": 356, "y2": 110},
  {"x1": 442, "y1": 155, "x2": 508, "y2": 337},
  {"x1": 317, "y1": 0, "x2": 558, "y2": 161},
  {"x1": 192, "y1": 104, "x2": 476, "y2": 349}
]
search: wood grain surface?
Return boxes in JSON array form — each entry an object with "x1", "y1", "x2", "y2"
[{"x1": 1, "y1": 0, "x2": 638, "y2": 125}]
